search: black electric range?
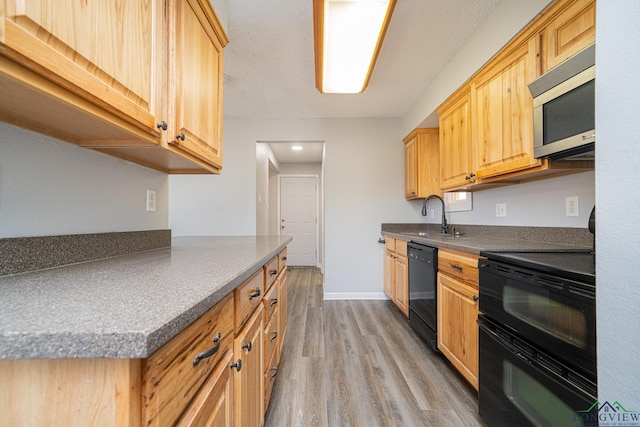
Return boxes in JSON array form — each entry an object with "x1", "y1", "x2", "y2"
[{"x1": 479, "y1": 250, "x2": 595, "y2": 285}]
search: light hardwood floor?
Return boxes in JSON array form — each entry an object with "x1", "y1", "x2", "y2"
[{"x1": 264, "y1": 267, "x2": 487, "y2": 427}]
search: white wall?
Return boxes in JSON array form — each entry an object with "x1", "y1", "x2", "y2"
[
  {"x1": 595, "y1": 0, "x2": 640, "y2": 406},
  {"x1": 256, "y1": 143, "x2": 279, "y2": 235},
  {"x1": 170, "y1": 118, "x2": 416, "y2": 298},
  {"x1": 0, "y1": 123, "x2": 168, "y2": 238}
]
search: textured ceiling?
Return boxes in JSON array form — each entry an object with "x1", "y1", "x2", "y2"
[{"x1": 223, "y1": 0, "x2": 502, "y2": 121}]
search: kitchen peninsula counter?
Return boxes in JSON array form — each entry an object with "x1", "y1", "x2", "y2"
[{"x1": 0, "y1": 236, "x2": 291, "y2": 360}]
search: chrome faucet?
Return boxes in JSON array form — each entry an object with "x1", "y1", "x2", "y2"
[{"x1": 421, "y1": 194, "x2": 449, "y2": 234}]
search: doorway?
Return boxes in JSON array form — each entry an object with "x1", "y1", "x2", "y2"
[
  {"x1": 280, "y1": 176, "x2": 318, "y2": 266},
  {"x1": 255, "y1": 141, "x2": 325, "y2": 270}
]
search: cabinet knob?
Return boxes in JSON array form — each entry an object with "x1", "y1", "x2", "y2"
[
  {"x1": 450, "y1": 263, "x2": 463, "y2": 272},
  {"x1": 156, "y1": 121, "x2": 167, "y2": 131},
  {"x1": 473, "y1": 295, "x2": 479, "y2": 302},
  {"x1": 192, "y1": 331, "x2": 221, "y2": 367},
  {"x1": 269, "y1": 366, "x2": 278, "y2": 381},
  {"x1": 176, "y1": 132, "x2": 185, "y2": 141},
  {"x1": 241, "y1": 341, "x2": 252, "y2": 352},
  {"x1": 465, "y1": 173, "x2": 476, "y2": 181},
  {"x1": 249, "y1": 288, "x2": 261, "y2": 300},
  {"x1": 230, "y1": 359, "x2": 242, "y2": 372}
]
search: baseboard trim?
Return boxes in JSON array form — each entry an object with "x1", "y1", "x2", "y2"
[{"x1": 323, "y1": 292, "x2": 388, "y2": 301}]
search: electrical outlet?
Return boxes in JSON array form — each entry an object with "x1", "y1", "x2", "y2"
[
  {"x1": 566, "y1": 196, "x2": 579, "y2": 217},
  {"x1": 146, "y1": 189, "x2": 156, "y2": 212},
  {"x1": 496, "y1": 203, "x2": 507, "y2": 217}
]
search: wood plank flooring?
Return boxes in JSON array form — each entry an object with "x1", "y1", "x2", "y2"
[{"x1": 264, "y1": 267, "x2": 487, "y2": 427}]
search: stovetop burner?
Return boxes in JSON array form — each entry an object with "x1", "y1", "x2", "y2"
[{"x1": 480, "y1": 250, "x2": 595, "y2": 285}]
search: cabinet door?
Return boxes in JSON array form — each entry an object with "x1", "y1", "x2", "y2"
[
  {"x1": 1, "y1": 0, "x2": 163, "y2": 134},
  {"x1": 177, "y1": 350, "x2": 233, "y2": 427},
  {"x1": 437, "y1": 272, "x2": 479, "y2": 390},
  {"x1": 473, "y1": 40, "x2": 542, "y2": 179},
  {"x1": 168, "y1": 0, "x2": 225, "y2": 171},
  {"x1": 383, "y1": 249, "x2": 396, "y2": 301},
  {"x1": 277, "y1": 269, "x2": 289, "y2": 359},
  {"x1": 233, "y1": 306, "x2": 264, "y2": 427},
  {"x1": 438, "y1": 91, "x2": 473, "y2": 190},
  {"x1": 540, "y1": 0, "x2": 595, "y2": 73},
  {"x1": 403, "y1": 128, "x2": 441, "y2": 199},
  {"x1": 404, "y1": 136, "x2": 418, "y2": 199},
  {"x1": 395, "y1": 255, "x2": 409, "y2": 317}
]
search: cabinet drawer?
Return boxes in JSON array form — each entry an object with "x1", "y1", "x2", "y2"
[
  {"x1": 384, "y1": 237, "x2": 396, "y2": 252},
  {"x1": 278, "y1": 248, "x2": 288, "y2": 272},
  {"x1": 263, "y1": 310, "x2": 279, "y2": 371},
  {"x1": 396, "y1": 239, "x2": 408, "y2": 258},
  {"x1": 264, "y1": 255, "x2": 279, "y2": 291},
  {"x1": 235, "y1": 268, "x2": 265, "y2": 332},
  {"x1": 263, "y1": 278, "x2": 279, "y2": 323},
  {"x1": 142, "y1": 293, "x2": 234, "y2": 427},
  {"x1": 438, "y1": 249, "x2": 480, "y2": 286}
]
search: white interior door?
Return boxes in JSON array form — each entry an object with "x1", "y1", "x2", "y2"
[{"x1": 280, "y1": 176, "x2": 317, "y2": 266}]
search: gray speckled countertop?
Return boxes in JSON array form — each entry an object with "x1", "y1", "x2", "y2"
[
  {"x1": 382, "y1": 230, "x2": 591, "y2": 254},
  {"x1": 0, "y1": 236, "x2": 291, "y2": 360}
]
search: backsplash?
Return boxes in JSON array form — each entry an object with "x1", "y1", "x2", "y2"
[{"x1": 0, "y1": 230, "x2": 171, "y2": 276}]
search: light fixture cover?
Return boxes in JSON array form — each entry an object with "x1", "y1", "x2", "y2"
[{"x1": 313, "y1": 0, "x2": 396, "y2": 94}]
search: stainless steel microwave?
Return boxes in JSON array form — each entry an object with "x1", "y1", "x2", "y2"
[{"x1": 528, "y1": 44, "x2": 595, "y2": 160}]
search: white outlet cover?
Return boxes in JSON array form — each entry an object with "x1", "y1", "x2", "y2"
[
  {"x1": 146, "y1": 189, "x2": 157, "y2": 212},
  {"x1": 566, "y1": 196, "x2": 579, "y2": 217},
  {"x1": 496, "y1": 203, "x2": 507, "y2": 217}
]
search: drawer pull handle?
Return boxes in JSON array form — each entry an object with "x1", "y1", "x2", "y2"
[
  {"x1": 269, "y1": 367, "x2": 278, "y2": 381},
  {"x1": 269, "y1": 269, "x2": 278, "y2": 276},
  {"x1": 230, "y1": 359, "x2": 242, "y2": 372},
  {"x1": 270, "y1": 298, "x2": 278, "y2": 307},
  {"x1": 450, "y1": 263, "x2": 463, "y2": 272},
  {"x1": 281, "y1": 256, "x2": 287, "y2": 261},
  {"x1": 192, "y1": 332, "x2": 221, "y2": 367},
  {"x1": 242, "y1": 341, "x2": 252, "y2": 352},
  {"x1": 270, "y1": 331, "x2": 278, "y2": 342},
  {"x1": 249, "y1": 288, "x2": 261, "y2": 300}
]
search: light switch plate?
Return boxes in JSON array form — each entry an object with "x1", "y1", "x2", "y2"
[{"x1": 496, "y1": 203, "x2": 507, "y2": 217}]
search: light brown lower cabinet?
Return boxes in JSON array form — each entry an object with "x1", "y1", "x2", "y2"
[
  {"x1": 0, "y1": 247, "x2": 289, "y2": 427},
  {"x1": 383, "y1": 237, "x2": 409, "y2": 317},
  {"x1": 177, "y1": 350, "x2": 234, "y2": 427},
  {"x1": 437, "y1": 249, "x2": 480, "y2": 390},
  {"x1": 233, "y1": 306, "x2": 264, "y2": 427}
]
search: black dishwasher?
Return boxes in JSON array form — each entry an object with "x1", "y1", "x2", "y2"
[{"x1": 407, "y1": 242, "x2": 438, "y2": 351}]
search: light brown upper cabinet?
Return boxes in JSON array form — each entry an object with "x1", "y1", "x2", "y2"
[
  {"x1": 438, "y1": 89, "x2": 474, "y2": 191},
  {"x1": 540, "y1": 0, "x2": 596, "y2": 73},
  {"x1": 0, "y1": 0, "x2": 228, "y2": 174},
  {"x1": 472, "y1": 39, "x2": 542, "y2": 180},
  {"x1": 404, "y1": 128, "x2": 442, "y2": 199},
  {"x1": 435, "y1": 0, "x2": 595, "y2": 192}
]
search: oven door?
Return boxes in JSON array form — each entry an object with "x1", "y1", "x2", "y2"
[
  {"x1": 479, "y1": 317, "x2": 598, "y2": 427},
  {"x1": 479, "y1": 259, "x2": 596, "y2": 376}
]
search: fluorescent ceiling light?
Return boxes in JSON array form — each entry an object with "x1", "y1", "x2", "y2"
[
  {"x1": 291, "y1": 145, "x2": 303, "y2": 151},
  {"x1": 314, "y1": 0, "x2": 396, "y2": 94}
]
